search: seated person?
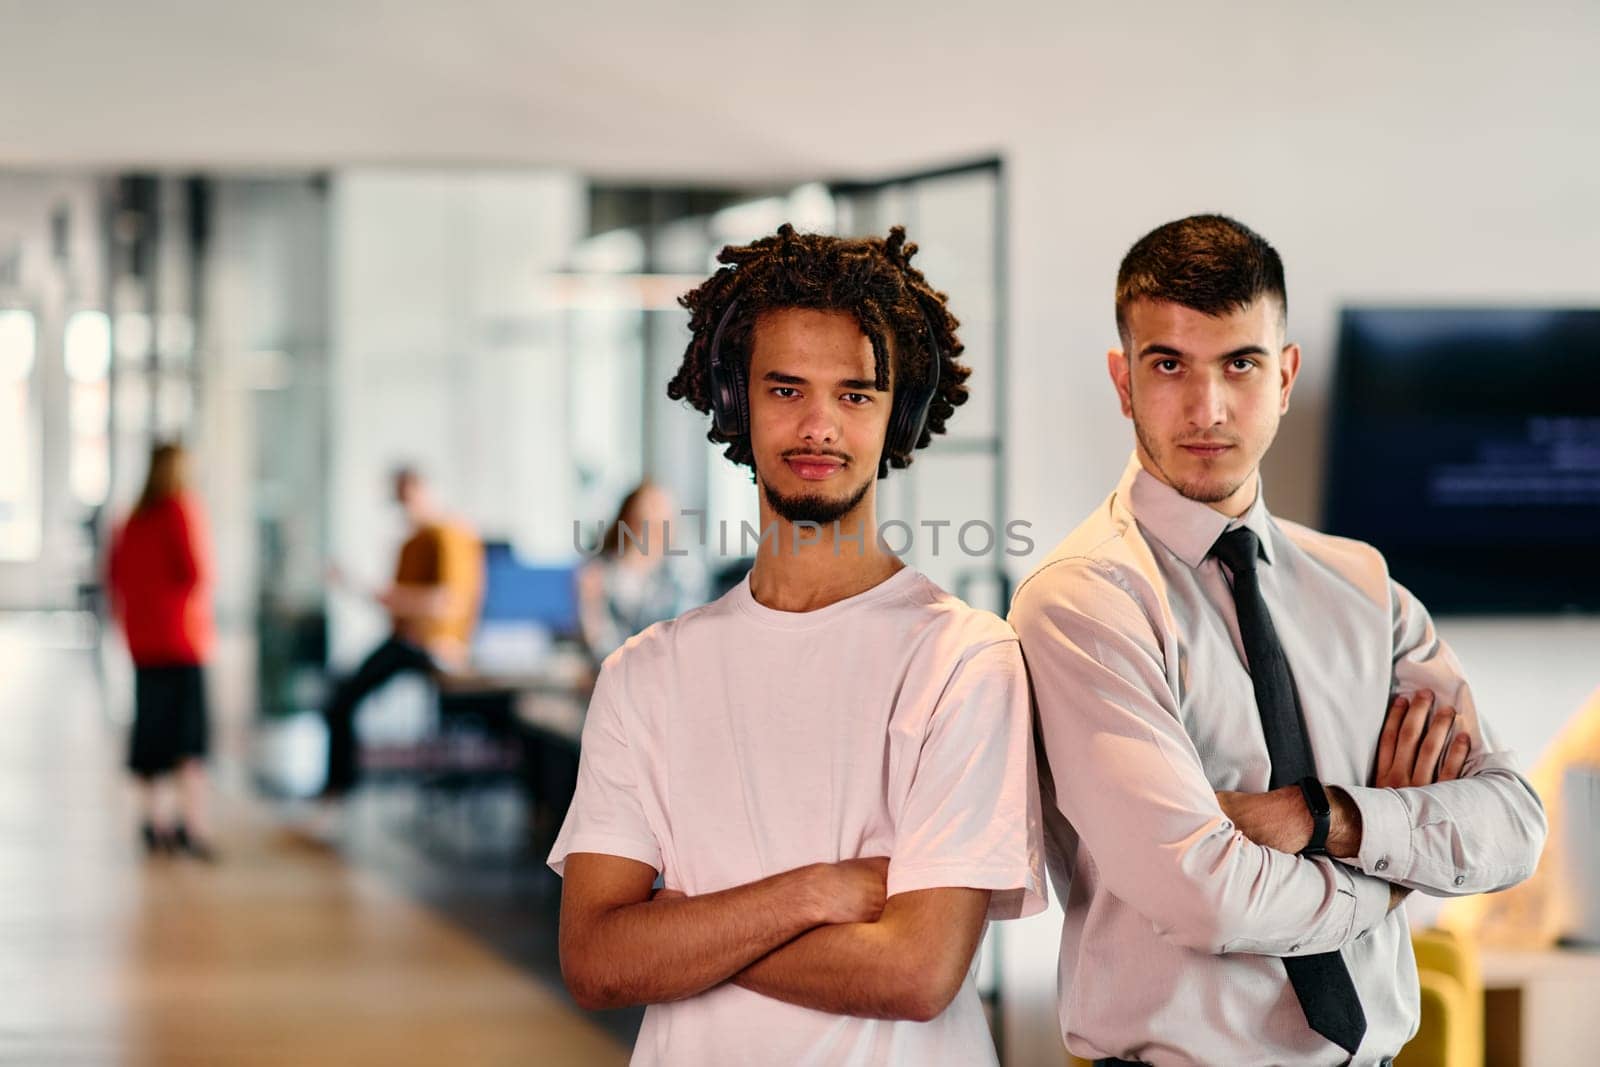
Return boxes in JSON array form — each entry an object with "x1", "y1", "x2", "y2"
[
  {"x1": 319, "y1": 466, "x2": 483, "y2": 798},
  {"x1": 576, "y1": 480, "x2": 701, "y2": 663}
]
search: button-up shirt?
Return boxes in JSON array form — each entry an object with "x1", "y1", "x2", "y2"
[{"x1": 1009, "y1": 454, "x2": 1547, "y2": 1066}]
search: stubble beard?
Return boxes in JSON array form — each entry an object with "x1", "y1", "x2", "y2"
[
  {"x1": 760, "y1": 472, "x2": 872, "y2": 526},
  {"x1": 1132, "y1": 410, "x2": 1251, "y2": 506}
]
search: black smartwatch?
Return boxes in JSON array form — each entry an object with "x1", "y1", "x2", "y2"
[{"x1": 1297, "y1": 776, "x2": 1331, "y2": 856}]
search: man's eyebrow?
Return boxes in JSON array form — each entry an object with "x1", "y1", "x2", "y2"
[
  {"x1": 760, "y1": 371, "x2": 886, "y2": 391},
  {"x1": 1136, "y1": 344, "x2": 1271, "y2": 361}
]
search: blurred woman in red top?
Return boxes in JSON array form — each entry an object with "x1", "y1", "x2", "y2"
[{"x1": 108, "y1": 443, "x2": 216, "y2": 860}]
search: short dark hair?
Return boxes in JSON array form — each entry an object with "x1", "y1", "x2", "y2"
[
  {"x1": 667, "y1": 223, "x2": 970, "y2": 477},
  {"x1": 1115, "y1": 214, "x2": 1286, "y2": 346}
]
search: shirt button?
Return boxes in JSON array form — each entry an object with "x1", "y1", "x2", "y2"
[
  {"x1": 1376, "y1": 858, "x2": 1390, "y2": 872},
  {"x1": 1454, "y1": 875, "x2": 1466, "y2": 887}
]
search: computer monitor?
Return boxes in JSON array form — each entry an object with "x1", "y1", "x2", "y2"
[
  {"x1": 478, "y1": 541, "x2": 580, "y2": 636},
  {"x1": 1323, "y1": 308, "x2": 1600, "y2": 613}
]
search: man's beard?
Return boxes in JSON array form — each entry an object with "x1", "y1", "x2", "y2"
[
  {"x1": 1133, "y1": 413, "x2": 1247, "y2": 505},
  {"x1": 761, "y1": 476, "x2": 872, "y2": 526}
]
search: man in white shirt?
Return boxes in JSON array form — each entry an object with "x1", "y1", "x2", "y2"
[
  {"x1": 1010, "y1": 214, "x2": 1546, "y2": 1066},
  {"x1": 551, "y1": 224, "x2": 1046, "y2": 1066}
]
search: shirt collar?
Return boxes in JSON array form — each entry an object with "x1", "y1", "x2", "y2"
[{"x1": 1117, "y1": 452, "x2": 1277, "y2": 570}]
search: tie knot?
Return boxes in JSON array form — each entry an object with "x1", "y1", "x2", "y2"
[{"x1": 1211, "y1": 526, "x2": 1262, "y2": 575}]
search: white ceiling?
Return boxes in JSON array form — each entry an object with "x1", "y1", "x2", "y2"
[
  {"x1": 0, "y1": 0, "x2": 1066, "y2": 182},
  {"x1": 6, "y1": 1, "x2": 1596, "y2": 188}
]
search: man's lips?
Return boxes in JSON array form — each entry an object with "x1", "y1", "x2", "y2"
[
  {"x1": 784, "y1": 455, "x2": 846, "y2": 480},
  {"x1": 1179, "y1": 442, "x2": 1234, "y2": 458}
]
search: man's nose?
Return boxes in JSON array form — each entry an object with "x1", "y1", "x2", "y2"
[
  {"x1": 798, "y1": 397, "x2": 840, "y2": 444},
  {"x1": 1185, "y1": 373, "x2": 1227, "y2": 428}
]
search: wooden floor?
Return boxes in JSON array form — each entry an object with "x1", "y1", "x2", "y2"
[{"x1": 0, "y1": 616, "x2": 628, "y2": 1066}]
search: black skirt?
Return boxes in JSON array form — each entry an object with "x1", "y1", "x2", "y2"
[{"x1": 129, "y1": 664, "x2": 210, "y2": 778}]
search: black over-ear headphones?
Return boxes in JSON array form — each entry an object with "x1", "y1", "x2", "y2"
[{"x1": 705, "y1": 297, "x2": 942, "y2": 463}]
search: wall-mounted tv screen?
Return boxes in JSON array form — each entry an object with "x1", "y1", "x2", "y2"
[{"x1": 1323, "y1": 308, "x2": 1600, "y2": 614}]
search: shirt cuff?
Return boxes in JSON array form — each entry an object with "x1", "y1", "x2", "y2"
[
  {"x1": 1339, "y1": 784, "x2": 1414, "y2": 882},
  {"x1": 1345, "y1": 863, "x2": 1394, "y2": 941}
]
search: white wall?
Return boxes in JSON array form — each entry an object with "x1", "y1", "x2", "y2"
[
  {"x1": 327, "y1": 170, "x2": 584, "y2": 665},
  {"x1": 994, "y1": 9, "x2": 1600, "y2": 1061}
]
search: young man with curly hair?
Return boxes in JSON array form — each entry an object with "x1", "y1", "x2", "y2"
[
  {"x1": 1010, "y1": 214, "x2": 1546, "y2": 1065},
  {"x1": 550, "y1": 224, "x2": 1045, "y2": 1065}
]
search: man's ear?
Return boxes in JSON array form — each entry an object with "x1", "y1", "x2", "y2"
[
  {"x1": 1278, "y1": 342, "x2": 1302, "y2": 415},
  {"x1": 1107, "y1": 348, "x2": 1134, "y2": 419}
]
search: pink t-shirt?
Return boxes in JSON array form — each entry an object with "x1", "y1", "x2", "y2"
[{"x1": 550, "y1": 566, "x2": 1046, "y2": 1066}]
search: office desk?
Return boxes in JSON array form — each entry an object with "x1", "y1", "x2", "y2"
[
  {"x1": 434, "y1": 667, "x2": 592, "y2": 831},
  {"x1": 1481, "y1": 944, "x2": 1600, "y2": 1066},
  {"x1": 433, "y1": 668, "x2": 590, "y2": 743}
]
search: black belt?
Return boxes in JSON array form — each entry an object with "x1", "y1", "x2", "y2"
[{"x1": 1094, "y1": 1060, "x2": 1148, "y2": 1067}]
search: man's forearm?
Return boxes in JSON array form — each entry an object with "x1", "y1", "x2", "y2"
[
  {"x1": 563, "y1": 866, "x2": 830, "y2": 1010},
  {"x1": 733, "y1": 888, "x2": 990, "y2": 1022}
]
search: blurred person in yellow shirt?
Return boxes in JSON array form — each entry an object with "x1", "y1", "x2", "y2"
[{"x1": 319, "y1": 466, "x2": 483, "y2": 799}]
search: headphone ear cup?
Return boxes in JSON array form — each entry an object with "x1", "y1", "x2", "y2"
[
  {"x1": 712, "y1": 360, "x2": 749, "y2": 437},
  {"x1": 886, "y1": 312, "x2": 943, "y2": 463},
  {"x1": 706, "y1": 297, "x2": 748, "y2": 438},
  {"x1": 887, "y1": 387, "x2": 933, "y2": 461}
]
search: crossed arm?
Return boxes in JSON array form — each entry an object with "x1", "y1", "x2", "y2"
[
  {"x1": 558, "y1": 852, "x2": 989, "y2": 1020},
  {"x1": 1220, "y1": 583, "x2": 1548, "y2": 900},
  {"x1": 1015, "y1": 562, "x2": 1545, "y2": 961},
  {"x1": 1218, "y1": 689, "x2": 1473, "y2": 907}
]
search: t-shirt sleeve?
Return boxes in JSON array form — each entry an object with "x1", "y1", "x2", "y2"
[
  {"x1": 438, "y1": 526, "x2": 483, "y2": 593},
  {"x1": 887, "y1": 638, "x2": 1047, "y2": 920},
  {"x1": 547, "y1": 661, "x2": 663, "y2": 877}
]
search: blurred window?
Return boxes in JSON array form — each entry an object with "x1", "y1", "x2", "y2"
[
  {"x1": 0, "y1": 309, "x2": 41, "y2": 560},
  {"x1": 64, "y1": 310, "x2": 112, "y2": 506}
]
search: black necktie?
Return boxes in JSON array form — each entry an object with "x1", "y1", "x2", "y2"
[{"x1": 1211, "y1": 526, "x2": 1367, "y2": 1058}]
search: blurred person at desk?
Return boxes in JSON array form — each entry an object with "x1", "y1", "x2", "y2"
[
  {"x1": 108, "y1": 442, "x2": 218, "y2": 861},
  {"x1": 319, "y1": 465, "x2": 483, "y2": 799},
  {"x1": 575, "y1": 480, "x2": 701, "y2": 664}
]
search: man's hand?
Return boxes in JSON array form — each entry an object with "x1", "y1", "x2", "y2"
[
  {"x1": 1375, "y1": 689, "x2": 1471, "y2": 788},
  {"x1": 812, "y1": 857, "x2": 890, "y2": 926}
]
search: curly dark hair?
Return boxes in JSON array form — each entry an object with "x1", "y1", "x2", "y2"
[{"x1": 667, "y1": 223, "x2": 970, "y2": 478}]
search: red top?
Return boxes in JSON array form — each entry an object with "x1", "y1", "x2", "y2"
[{"x1": 108, "y1": 493, "x2": 215, "y2": 666}]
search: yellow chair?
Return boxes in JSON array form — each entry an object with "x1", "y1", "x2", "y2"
[{"x1": 1396, "y1": 927, "x2": 1483, "y2": 1067}]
